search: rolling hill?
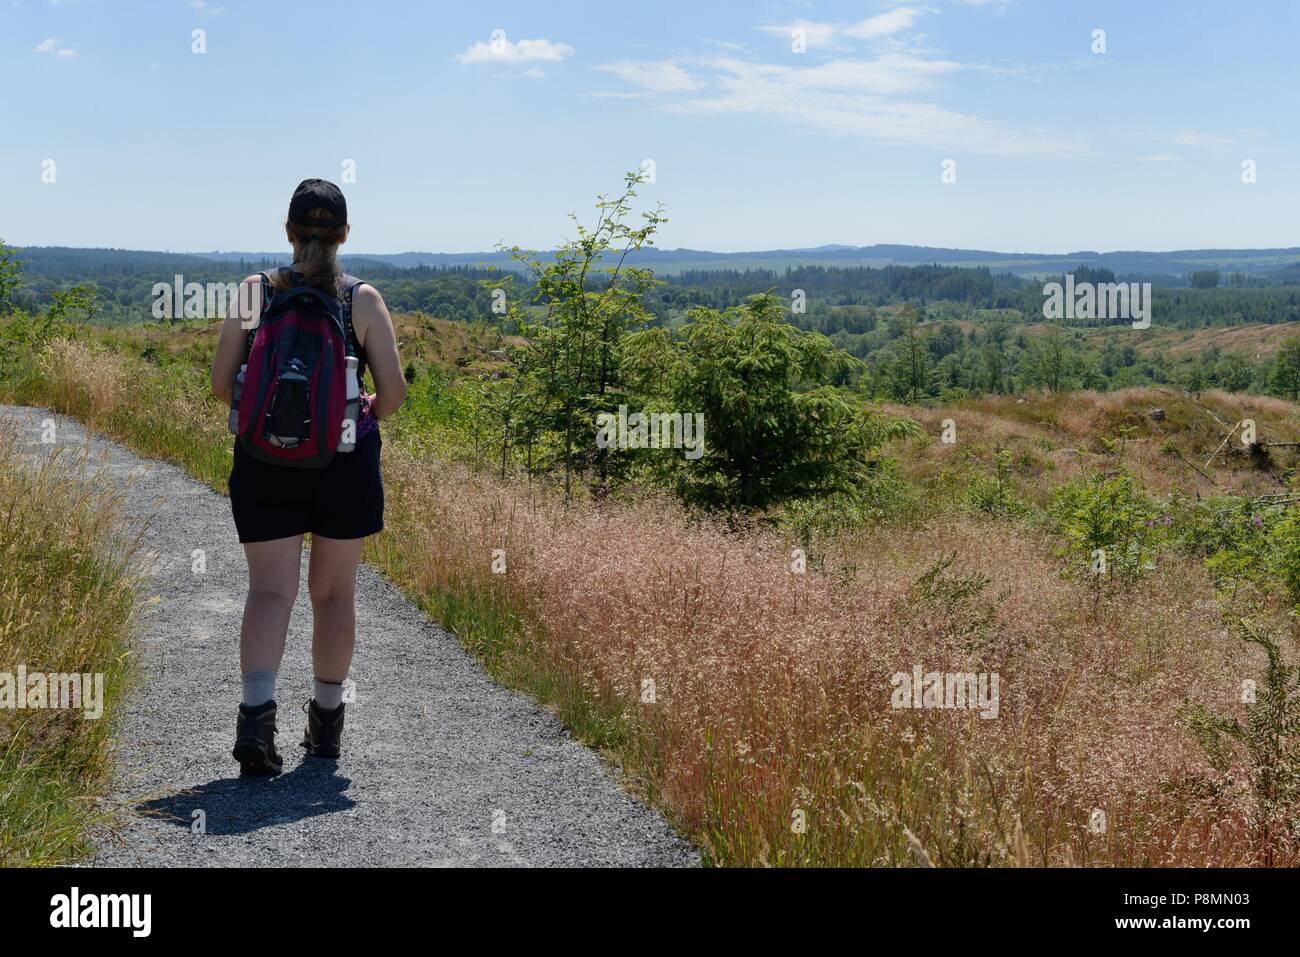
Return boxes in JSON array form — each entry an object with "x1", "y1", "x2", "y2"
[{"x1": 15, "y1": 243, "x2": 1300, "y2": 280}]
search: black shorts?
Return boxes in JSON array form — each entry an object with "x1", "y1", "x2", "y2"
[{"x1": 229, "y1": 430, "x2": 384, "y2": 543}]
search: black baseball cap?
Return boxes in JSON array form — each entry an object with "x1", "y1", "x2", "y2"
[{"x1": 288, "y1": 178, "x2": 347, "y2": 228}]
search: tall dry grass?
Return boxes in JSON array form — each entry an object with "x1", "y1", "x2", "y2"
[
  {"x1": 382, "y1": 450, "x2": 1284, "y2": 866},
  {"x1": 22, "y1": 338, "x2": 234, "y2": 488},
  {"x1": 0, "y1": 419, "x2": 141, "y2": 864}
]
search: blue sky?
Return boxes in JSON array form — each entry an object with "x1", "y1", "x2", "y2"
[{"x1": 2, "y1": 0, "x2": 1296, "y2": 255}]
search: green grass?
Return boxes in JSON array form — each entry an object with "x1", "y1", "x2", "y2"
[{"x1": 0, "y1": 428, "x2": 140, "y2": 865}]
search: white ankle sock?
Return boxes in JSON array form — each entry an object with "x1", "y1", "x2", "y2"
[
  {"x1": 313, "y1": 678, "x2": 345, "y2": 711},
  {"x1": 241, "y1": 669, "x2": 278, "y2": 708}
]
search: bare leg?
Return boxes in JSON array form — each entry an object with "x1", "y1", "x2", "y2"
[
  {"x1": 307, "y1": 534, "x2": 364, "y2": 682},
  {"x1": 239, "y1": 535, "x2": 303, "y2": 673}
]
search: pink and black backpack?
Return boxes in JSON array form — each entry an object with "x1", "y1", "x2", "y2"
[{"x1": 233, "y1": 270, "x2": 364, "y2": 468}]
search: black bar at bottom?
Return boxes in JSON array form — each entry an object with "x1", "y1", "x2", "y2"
[{"x1": 0, "y1": 866, "x2": 1281, "y2": 942}]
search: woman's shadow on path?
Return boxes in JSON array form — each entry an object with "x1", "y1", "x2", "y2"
[{"x1": 132, "y1": 758, "x2": 356, "y2": 836}]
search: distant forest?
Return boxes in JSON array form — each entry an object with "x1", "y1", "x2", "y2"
[{"x1": 10, "y1": 244, "x2": 1300, "y2": 403}]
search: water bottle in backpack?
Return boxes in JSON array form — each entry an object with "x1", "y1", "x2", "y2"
[{"x1": 339, "y1": 355, "x2": 360, "y2": 453}]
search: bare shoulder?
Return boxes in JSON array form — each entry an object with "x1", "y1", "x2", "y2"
[
  {"x1": 222, "y1": 273, "x2": 266, "y2": 329},
  {"x1": 351, "y1": 282, "x2": 391, "y2": 351},
  {"x1": 235, "y1": 273, "x2": 264, "y2": 303},
  {"x1": 353, "y1": 282, "x2": 386, "y2": 310},
  {"x1": 352, "y1": 282, "x2": 389, "y2": 327}
]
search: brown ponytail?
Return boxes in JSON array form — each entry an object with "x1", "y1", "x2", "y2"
[{"x1": 274, "y1": 207, "x2": 346, "y2": 296}]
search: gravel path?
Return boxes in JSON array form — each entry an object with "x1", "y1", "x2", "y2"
[{"x1": 3, "y1": 404, "x2": 696, "y2": 867}]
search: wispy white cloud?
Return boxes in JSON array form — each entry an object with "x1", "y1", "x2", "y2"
[
  {"x1": 189, "y1": 0, "x2": 224, "y2": 15},
  {"x1": 845, "y1": 7, "x2": 930, "y2": 40},
  {"x1": 34, "y1": 36, "x2": 77, "y2": 56},
  {"x1": 595, "y1": 60, "x2": 703, "y2": 94},
  {"x1": 1164, "y1": 131, "x2": 1236, "y2": 152},
  {"x1": 678, "y1": 3, "x2": 1069, "y2": 153},
  {"x1": 757, "y1": 19, "x2": 841, "y2": 49},
  {"x1": 597, "y1": 51, "x2": 1080, "y2": 156},
  {"x1": 457, "y1": 36, "x2": 574, "y2": 65},
  {"x1": 1134, "y1": 130, "x2": 1244, "y2": 166},
  {"x1": 759, "y1": 6, "x2": 931, "y2": 49}
]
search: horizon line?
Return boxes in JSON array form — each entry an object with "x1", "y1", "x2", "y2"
[{"x1": 13, "y1": 242, "x2": 1300, "y2": 259}]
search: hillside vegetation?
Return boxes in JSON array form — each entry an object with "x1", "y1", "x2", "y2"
[
  {"x1": 9, "y1": 236, "x2": 1300, "y2": 406},
  {"x1": 8, "y1": 332, "x2": 1300, "y2": 865},
  {"x1": 4, "y1": 188, "x2": 1300, "y2": 866}
]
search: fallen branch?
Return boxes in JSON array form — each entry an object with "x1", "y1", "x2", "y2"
[
  {"x1": 1203, "y1": 422, "x2": 1241, "y2": 472},
  {"x1": 1254, "y1": 493, "x2": 1300, "y2": 506}
]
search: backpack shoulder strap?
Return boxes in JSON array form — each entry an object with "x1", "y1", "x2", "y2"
[
  {"x1": 341, "y1": 273, "x2": 366, "y2": 303},
  {"x1": 246, "y1": 270, "x2": 277, "y2": 350},
  {"x1": 259, "y1": 269, "x2": 278, "y2": 304},
  {"x1": 340, "y1": 273, "x2": 368, "y2": 363}
]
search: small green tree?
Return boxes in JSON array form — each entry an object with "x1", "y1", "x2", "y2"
[
  {"x1": 483, "y1": 173, "x2": 665, "y2": 498},
  {"x1": 966, "y1": 450, "x2": 1027, "y2": 518},
  {"x1": 1050, "y1": 469, "x2": 1157, "y2": 586},
  {"x1": 1021, "y1": 324, "x2": 1074, "y2": 392},
  {"x1": 46, "y1": 284, "x2": 101, "y2": 331},
  {"x1": 1270, "y1": 502, "x2": 1300, "y2": 612},
  {"x1": 0, "y1": 238, "x2": 21, "y2": 311},
  {"x1": 623, "y1": 293, "x2": 920, "y2": 511},
  {"x1": 1271, "y1": 335, "x2": 1300, "y2": 400},
  {"x1": 0, "y1": 242, "x2": 98, "y2": 375},
  {"x1": 1182, "y1": 619, "x2": 1300, "y2": 865},
  {"x1": 889, "y1": 306, "x2": 931, "y2": 404},
  {"x1": 1181, "y1": 357, "x2": 1208, "y2": 397},
  {"x1": 981, "y1": 341, "x2": 1006, "y2": 394}
]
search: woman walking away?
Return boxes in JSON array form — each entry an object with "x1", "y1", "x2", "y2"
[{"x1": 211, "y1": 178, "x2": 405, "y2": 776}]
